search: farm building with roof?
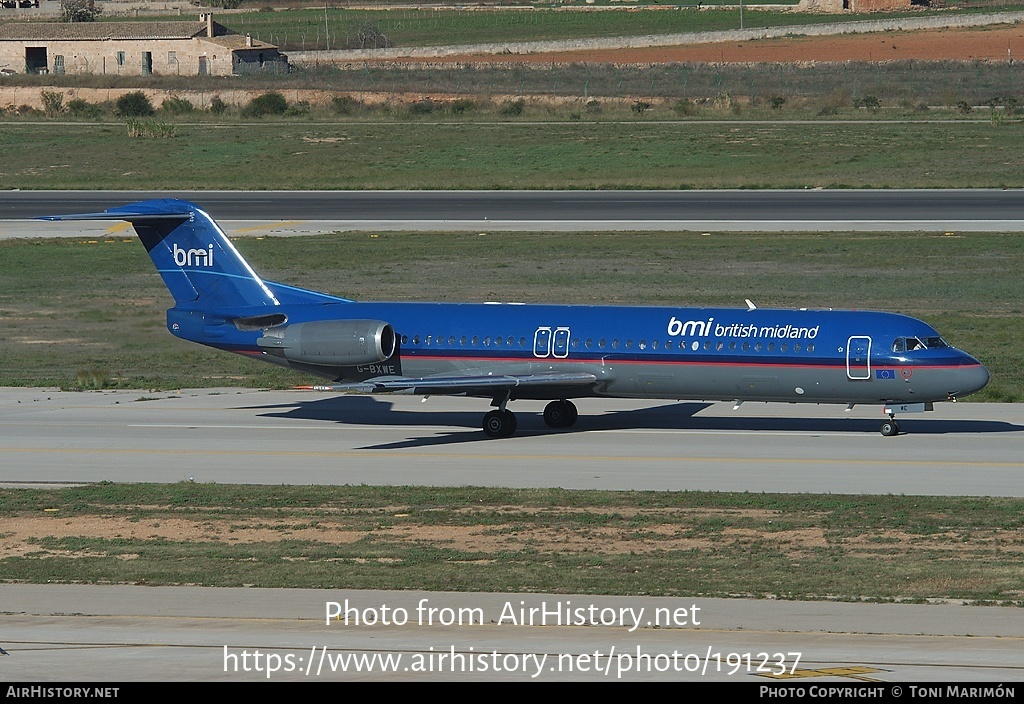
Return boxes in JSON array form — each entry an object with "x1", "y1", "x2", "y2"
[{"x1": 0, "y1": 13, "x2": 286, "y2": 76}]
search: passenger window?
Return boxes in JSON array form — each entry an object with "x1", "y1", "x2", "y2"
[
  {"x1": 585, "y1": 338, "x2": 593, "y2": 348},
  {"x1": 651, "y1": 340, "x2": 658, "y2": 350},
  {"x1": 794, "y1": 343, "x2": 802, "y2": 352},
  {"x1": 807, "y1": 343, "x2": 814, "y2": 353},
  {"x1": 625, "y1": 339, "x2": 633, "y2": 349},
  {"x1": 742, "y1": 341, "x2": 750, "y2": 351},
  {"x1": 599, "y1": 339, "x2": 606, "y2": 348},
  {"x1": 716, "y1": 341, "x2": 724, "y2": 351}
]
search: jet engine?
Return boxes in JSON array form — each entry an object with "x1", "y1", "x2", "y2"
[{"x1": 257, "y1": 319, "x2": 396, "y2": 366}]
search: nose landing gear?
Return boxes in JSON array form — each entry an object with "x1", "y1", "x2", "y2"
[{"x1": 880, "y1": 416, "x2": 901, "y2": 437}]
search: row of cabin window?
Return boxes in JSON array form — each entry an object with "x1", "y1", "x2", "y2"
[{"x1": 400, "y1": 334, "x2": 815, "y2": 354}]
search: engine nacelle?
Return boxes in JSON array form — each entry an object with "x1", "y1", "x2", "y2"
[{"x1": 257, "y1": 319, "x2": 396, "y2": 367}]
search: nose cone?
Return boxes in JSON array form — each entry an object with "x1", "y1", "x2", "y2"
[{"x1": 956, "y1": 360, "x2": 990, "y2": 397}]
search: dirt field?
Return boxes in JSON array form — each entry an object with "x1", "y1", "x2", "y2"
[{"x1": 418, "y1": 25, "x2": 1024, "y2": 63}]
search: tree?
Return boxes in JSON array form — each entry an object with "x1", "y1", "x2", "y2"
[{"x1": 60, "y1": 0, "x2": 101, "y2": 22}]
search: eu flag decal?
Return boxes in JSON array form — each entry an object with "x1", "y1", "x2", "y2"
[{"x1": 876, "y1": 369, "x2": 896, "y2": 380}]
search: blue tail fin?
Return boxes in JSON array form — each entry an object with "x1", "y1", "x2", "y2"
[{"x1": 40, "y1": 199, "x2": 347, "y2": 310}]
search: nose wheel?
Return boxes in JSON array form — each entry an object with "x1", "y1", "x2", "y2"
[
  {"x1": 543, "y1": 400, "x2": 578, "y2": 429},
  {"x1": 880, "y1": 417, "x2": 901, "y2": 437}
]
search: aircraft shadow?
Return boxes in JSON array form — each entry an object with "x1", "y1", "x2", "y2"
[{"x1": 245, "y1": 396, "x2": 1024, "y2": 450}]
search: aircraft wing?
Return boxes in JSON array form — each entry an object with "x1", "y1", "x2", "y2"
[{"x1": 312, "y1": 371, "x2": 598, "y2": 395}]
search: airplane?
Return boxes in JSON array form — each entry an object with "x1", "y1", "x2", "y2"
[{"x1": 40, "y1": 198, "x2": 990, "y2": 438}]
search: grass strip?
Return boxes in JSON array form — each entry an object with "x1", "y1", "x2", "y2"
[
  {"x1": 2, "y1": 483, "x2": 1022, "y2": 602},
  {"x1": 3, "y1": 121, "x2": 1024, "y2": 190}
]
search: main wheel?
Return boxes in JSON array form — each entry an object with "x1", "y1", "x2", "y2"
[
  {"x1": 503, "y1": 409, "x2": 518, "y2": 436},
  {"x1": 543, "y1": 400, "x2": 578, "y2": 428},
  {"x1": 483, "y1": 409, "x2": 517, "y2": 438},
  {"x1": 880, "y1": 420, "x2": 900, "y2": 437}
]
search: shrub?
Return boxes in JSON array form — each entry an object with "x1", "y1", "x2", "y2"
[
  {"x1": 499, "y1": 99, "x2": 525, "y2": 117},
  {"x1": 331, "y1": 95, "x2": 360, "y2": 115},
  {"x1": 770, "y1": 95, "x2": 787, "y2": 110},
  {"x1": 74, "y1": 368, "x2": 109, "y2": 389},
  {"x1": 209, "y1": 96, "x2": 228, "y2": 115},
  {"x1": 125, "y1": 118, "x2": 176, "y2": 139},
  {"x1": 40, "y1": 90, "x2": 64, "y2": 117},
  {"x1": 115, "y1": 91, "x2": 154, "y2": 117},
  {"x1": 285, "y1": 100, "x2": 310, "y2": 116},
  {"x1": 585, "y1": 99, "x2": 601, "y2": 115},
  {"x1": 449, "y1": 98, "x2": 475, "y2": 115},
  {"x1": 631, "y1": 100, "x2": 652, "y2": 115},
  {"x1": 408, "y1": 98, "x2": 435, "y2": 115},
  {"x1": 956, "y1": 100, "x2": 973, "y2": 115},
  {"x1": 241, "y1": 92, "x2": 288, "y2": 118},
  {"x1": 67, "y1": 98, "x2": 102, "y2": 118},
  {"x1": 855, "y1": 95, "x2": 881, "y2": 110},
  {"x1": 161, "y1": 96, "x2": 194, "y2": 114},
  {"x1": 672, "y1": 98, "x2": 697, "y2": 117}
]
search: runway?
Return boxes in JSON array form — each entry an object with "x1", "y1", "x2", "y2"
[
  {"x1": 3, "y1": 189, "x2": 1024, "y2": 234},
  {"x1": 2, "y1": 388, "x2": 1022, "y2": 495}
]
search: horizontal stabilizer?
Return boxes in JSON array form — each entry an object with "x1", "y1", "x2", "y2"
[{"x1": 38, "y1": 201, "x2": 193, "y2": 223}]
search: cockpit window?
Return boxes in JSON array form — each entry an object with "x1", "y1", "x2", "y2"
[{"x1": 893, "y1": 336, "x2": 950, "y2": 352}]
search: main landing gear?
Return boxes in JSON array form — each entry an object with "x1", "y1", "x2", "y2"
[
  {"x1": 542, "y1": 399, "x2": 578, "y2": 429},
  {"x1": 482, "y1": 409, "x2": 517, "y2": 438},
  {"x1": 481, "y1": 399, "x2": 579, "y2": 438}
]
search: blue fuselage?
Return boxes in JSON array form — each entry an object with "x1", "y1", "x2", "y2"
[{"x1": 172, "y1": 301, "x2": 989, "y2": 406}]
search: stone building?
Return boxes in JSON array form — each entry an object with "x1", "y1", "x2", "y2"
[
  {"x1": 0, "y1": 13, "x2": 286, "y2": 76},
  {"x1": 799, "y1": 0, "x2": 916, "y2": 10}
]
